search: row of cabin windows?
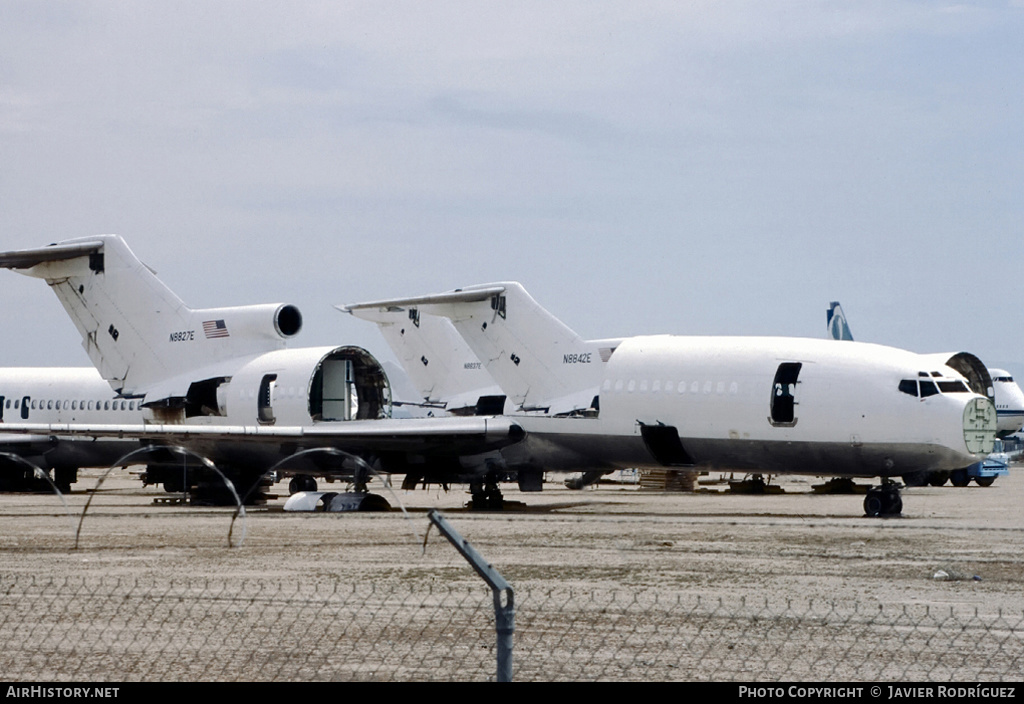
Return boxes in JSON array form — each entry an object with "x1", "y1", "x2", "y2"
[
  {"x1": 3, "y1": 398, "x2": 137, "y2": 412},
  {"x1": 604, "y1": 379, "x2": 740, "y2": 395}
]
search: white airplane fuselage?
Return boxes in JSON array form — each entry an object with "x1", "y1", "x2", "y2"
[
  {"x1": 0, "y1": 367, "x2": 143, "y2": 484},
  {"x1": 496, "y1": 336, "x2": 992, "y2": 479},
  {"x1": 989, "y1": 369, "x2": 1024, "y2": 437}
]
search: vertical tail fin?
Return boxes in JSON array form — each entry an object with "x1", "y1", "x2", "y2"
[
  {"x1": 0, "y1": 235, "x2": 302, "y2": 396},
  {"x1": 343, "y1": 282, "x2": 611, "y2": 414},
  {"x1": 827, "y1": 301, "x2": 854, "y2": 341},
  {"x1": 340, "y1": 303, "x2": 504, "y2": 414}
]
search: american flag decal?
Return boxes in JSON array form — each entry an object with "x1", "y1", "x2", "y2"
[{"x1": 203, "y1": 320, "x2": 229, "y2": 339}]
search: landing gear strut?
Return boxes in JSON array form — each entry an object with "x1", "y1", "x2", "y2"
[
  {"x1": 469, "y1": 476, "x2": 504, "y2": 510},
  {"x1": 864, "y1": 482, "x2": 902, "y2": 517}
]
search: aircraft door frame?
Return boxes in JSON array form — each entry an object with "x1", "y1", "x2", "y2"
[
  {"x1": 258, "y1": 374, "x2": 277, "y2": 425},
  {"x1": 769, "y1": 362, "x2": 802, "y2": 427}
]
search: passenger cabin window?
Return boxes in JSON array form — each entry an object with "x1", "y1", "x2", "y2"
[{"x1": 769, "y1": 362, "x2": 802, "y2": 427}]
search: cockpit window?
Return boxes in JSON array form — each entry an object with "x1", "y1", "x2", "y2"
[
  {"x1": 919, "y1": 380, "x2": 939, "y2": 398},
  {"x1": 937, "y1": 381, "x2": 969, "y2": 393},
  {"x1": 899, "y1": 380, "x2": 918, "y2": 397}
]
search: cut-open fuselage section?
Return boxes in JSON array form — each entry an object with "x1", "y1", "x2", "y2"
[{"x1": 308, "y1": 346, "x2": 390, "y2": 422}]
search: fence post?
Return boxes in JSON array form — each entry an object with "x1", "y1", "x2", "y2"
[{"x1": 428, "y1": 509, "x2": 514, "y2": 682}]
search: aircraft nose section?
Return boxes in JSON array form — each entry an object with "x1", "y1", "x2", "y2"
[{"x1": 963, "y1": 397, "x2": 997, "y2": 456}]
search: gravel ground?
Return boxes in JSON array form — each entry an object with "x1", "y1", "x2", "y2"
[
  {"x1": 2, "y1": 467, "x2": 1022, "y2": 606},
  {"x1": 1, "y1": 466, "x2": 1021, "y2": 681}
]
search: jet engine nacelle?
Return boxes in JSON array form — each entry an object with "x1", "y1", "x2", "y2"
[{"x1": 194, "y1": 303, "x2": 303, "y2": 342}]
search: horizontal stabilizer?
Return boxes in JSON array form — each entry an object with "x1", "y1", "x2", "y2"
[
  {"x1": 0, "y1": 240, "x2": 104, "y2": 270},
  {"x1": 339, "y1": 286, "x2": 507, "y2": 314}
]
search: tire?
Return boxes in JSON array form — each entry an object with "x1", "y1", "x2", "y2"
[
  {"x1": 864, "y1": 493, "x2": 884, "y2": 517},
  {"x1": 950, "y1": 470, "x2": 970, "y2": 487},
  {"x1": 974, "y1": 476, "x2": 996, "y2": 487},
  {"x1": 289, "y1": 475, "x2": 318, "y2": 494}
]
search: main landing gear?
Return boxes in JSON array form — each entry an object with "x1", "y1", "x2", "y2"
[
  {"x1": 469, "y1": 476, "x2": 504, "y2": 510},
  {"x1": 863, "y1": 482, "x2": 902, "y2": 517},
  {"x1": 288, "y1": 475, "x2": 318, "y2": 494}
]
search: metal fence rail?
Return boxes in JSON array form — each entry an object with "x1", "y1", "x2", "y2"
[{"x1": 1, "y1": 575, "x2": 1021, "y2": 682}]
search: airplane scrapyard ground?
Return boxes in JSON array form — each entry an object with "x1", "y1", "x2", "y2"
[{"x1": 1, "y1": 464, "x2": 1022, "y2": 681}]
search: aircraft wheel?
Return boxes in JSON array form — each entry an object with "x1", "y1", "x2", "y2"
[
  {"x1": 864, "y1": 492, "x2": 885, "y2": 517},
  {"x1": 288, "y1": 475, "x2": 318, "y2": 494},
  {"x1": 864, "y1": 488, "x2": 902, "y2": 517},
  {"x1": 950, "y1": 470, "x2": 970, "y2": 487},
  {"x1": 974, "y1": 476, "x2": 995, "y2": 487}
]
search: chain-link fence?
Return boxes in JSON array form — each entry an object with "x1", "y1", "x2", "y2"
[{"x1": 1, "y1": 574, "x2": 1021, "y2": 682}]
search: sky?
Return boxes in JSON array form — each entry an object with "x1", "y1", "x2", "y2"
[{"x1": 2, "y1": 1, "x2": 1022, "y2": 383}]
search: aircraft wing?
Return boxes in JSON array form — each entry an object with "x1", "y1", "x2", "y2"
[{"x1": 0, "y1": 416, "x2": 525, "y2": 457}]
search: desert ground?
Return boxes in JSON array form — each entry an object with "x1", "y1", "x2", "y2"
[
  {"x1": 1, "y1": 466, "x2": 1021, "y2": 681},
  {"x1": 3, "y1": 467, "x2": 1021, "y2": 603}
]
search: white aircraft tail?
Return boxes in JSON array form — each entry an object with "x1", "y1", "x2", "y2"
[
  {"x1": 343, "y1": 282, "x2": 615, "y2": 414},
  {"x1": 0, "y1": 235, "x2": 302, "y2": 397},
  {"x1": 341, "y1": 304, "x2": 506, "y2": 415},
  {"x1": 827, "y1": 301, "x2": 854, "y2": 341}
]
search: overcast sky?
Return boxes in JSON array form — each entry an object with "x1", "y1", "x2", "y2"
[{"x1": 2, "y1": 1, "x2": 1022, "y2": 383}]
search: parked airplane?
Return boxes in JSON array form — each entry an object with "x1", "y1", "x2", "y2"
[
  {"x1": 0, "y1": 237, "x2": 525, "y2": 506},
  {"x1": 343, "y1": 302, "x2": 614, "y2": 490},
  {"x1": 827, "y1": 301, "x2": 1024, "y2": 438},
  {"x1": 0, "y1": 367, "x2": 142, "y2": 491},
  {"x1": 343, "y1": 282, "x2": 998, "y2": 516},
  {"x1": 827, "y1": 300, "x2": 1023, "y2": 488}
]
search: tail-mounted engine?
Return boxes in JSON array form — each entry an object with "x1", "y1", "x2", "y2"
[{"x1": 194, "y1": 303, "x2": 303, "y2": 342}]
